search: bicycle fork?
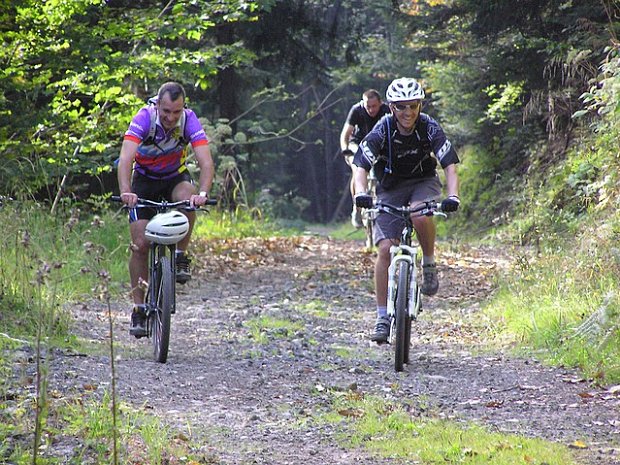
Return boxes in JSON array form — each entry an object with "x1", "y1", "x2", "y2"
[
  {"x1": 146, "y1": 244, "x2": 177, "y2": 329},
  {"x1": 386, "y1": 244, "x2": 420, "y2": 319}
]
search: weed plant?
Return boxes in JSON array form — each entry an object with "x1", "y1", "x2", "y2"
[
  {"x1": 0, "y1": 201, "x2": 127, "y2": 340},
  {"x1": 245, "y1": 315, "x2": 304, "y2": 344}
]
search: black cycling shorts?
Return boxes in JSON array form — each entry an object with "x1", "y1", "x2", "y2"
[
  {"x1": 373, "y1": 175, "x2": 442, "y2": 245},
  {"x1": 129, "y1": 171, "x2": 193, "y2": 222}
]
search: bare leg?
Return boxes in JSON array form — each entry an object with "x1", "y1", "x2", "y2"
[
  {"x1": 412, "y1": 215, "x2": 436, "y2": 258},
  {"x1": 374, "y1": 239, "x2": 394, "y2": 307},
  {"x1": 349, "y1": 167, "x2": 356, "y2": 199},
  {"x1": 171, "y1": 180, "x2": 197, "y2": 251},
  {"x1": 129, "y1": 219, "x2": 149, "y2": 305}
]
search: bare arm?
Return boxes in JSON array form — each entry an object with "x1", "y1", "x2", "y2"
[
  {"x1": 353, "y1": 165, "x2": 369, "y2": 196},
  {"x1": 117, "y1": 139, "x2": 139, "y2": 206},
  {"x1": 340, "y1": 123, "x2": 355, "y2": 151},
  {"x1": 189, "y1": 143, "x2": 215, "y2": 207},
  {"x1": 443, "y1": 163, "x2": 459, "y2": 198}
]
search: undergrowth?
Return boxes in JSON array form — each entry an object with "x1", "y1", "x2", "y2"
[
  {"x1": 0, "y1": 199, "x2": 274, "y2": 464},
  {"x1": 477, "y1": 45, "x2": 620, "y2": 384}
]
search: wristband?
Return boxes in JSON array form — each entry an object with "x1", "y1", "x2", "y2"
[{"x1": 199, "y1": 191, "x2": 207, "y2": 197}]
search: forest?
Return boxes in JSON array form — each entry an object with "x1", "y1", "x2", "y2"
[
  {"x1": 1, "y1": 0, "x2": 615, "y2": 225},
  {"x1": 2, "y1": 1, "x2": 620, "y2": 464}
]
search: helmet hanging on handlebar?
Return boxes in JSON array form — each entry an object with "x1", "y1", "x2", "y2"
[{"x1": 145, "y1": 211, "x2": 189, "y2": 244}]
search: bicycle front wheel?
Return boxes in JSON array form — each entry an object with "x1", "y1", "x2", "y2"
[
  {"x1": 394, "y1": 260, "x2": 411, "y2": 372},
  {"x1": 151, "y1": 255, "x2": 173, "y2": 363}
]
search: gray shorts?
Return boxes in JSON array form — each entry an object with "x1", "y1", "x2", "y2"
[{"x1": 373, "y1": 175, "x2": 442, "y2": 244}]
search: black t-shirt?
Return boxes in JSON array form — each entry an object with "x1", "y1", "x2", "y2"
[
  {"x1": 345, "y1": 101, "x2": 391, "y2": 144},
  {"x1": 353, "y1": 113, "x2": 460, "y2": 189}
]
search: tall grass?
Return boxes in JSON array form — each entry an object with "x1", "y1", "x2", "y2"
[
  {"x1": 476, "y1": 46, "x2": 620, "y2": 383},
  {"x1": 193, "y1": 206, "x2": 300, "y2": 239},
  {"x1": 0, "y1": 201, "x2": 127, "y2": 340},
  {"x1": 0, "y1": 200, "x2": 127, "y2": 464},
  {"x1": 483, "y1": 235, "x2": 620, "y2": 383}
]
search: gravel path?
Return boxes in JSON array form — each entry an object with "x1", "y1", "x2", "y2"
[{"x1": 25, "y1": 236, "x2": 620, "y2": 463}]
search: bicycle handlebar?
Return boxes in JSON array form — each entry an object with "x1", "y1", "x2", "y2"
[
  {"x1": 110, "y1": 195, "x2": 217, "y2": 210},
  {"x1": 372, "y1": 200, "x2": 447, "y2": 219}
]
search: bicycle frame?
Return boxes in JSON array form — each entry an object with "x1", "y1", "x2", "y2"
[
  {"x1": 111, "y1": 195, "x2": 216, "y2": 363},
  {"x1": 370, "y1": 200, "x2": 444, "y2": 371},
  {"x1": 386, "y1": 242, "x2": 420, "y2": 322}
]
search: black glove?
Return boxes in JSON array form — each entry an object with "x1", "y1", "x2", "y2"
[
  {"x1": 341, "y1": 149, "x2": 354, "y2": 157},
  {"x1": 440, "y1": 195, "x2": 460, "y2": 212},
  {"x1": 355, "y1": 193, "x2": 373, "y2": 208}
]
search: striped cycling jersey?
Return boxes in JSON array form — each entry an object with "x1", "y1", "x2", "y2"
[{"x1": 124, "y1": 106, "x2": 209, "y2": 180}]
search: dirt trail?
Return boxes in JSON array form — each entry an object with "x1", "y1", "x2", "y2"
[{"x1": 45, "y1": 236, "x2": 620, "y2": 464}]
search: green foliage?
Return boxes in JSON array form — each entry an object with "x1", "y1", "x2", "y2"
[
  {"x1": 0, "y1": 0, "x2": 271, "y2": 198},
  {"x1": 479, "y1": 44, "x2": 620, "y2": 382},
  {"x1": 322, "y1": 392, "x2": 579, "y2": 464},
  {"x1": 192, "y1": 207, "x2": 298, "y2": 240},
  {"x1": 0, "y1": 200, "x2": 127, "y2": 339},
  {"x1": 482, "y1": 81, "x2": 525, "y2": 125},
  {"x1": 576, "y1": 46, "x2": 620, "y2": 128}
]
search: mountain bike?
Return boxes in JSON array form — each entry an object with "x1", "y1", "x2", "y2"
[
  {"x1": 360, "y1": 168, "x2": 377, "y2": 250},
  {"x1": 370, "y1": 200, "x2": 446, "y2": 372},
  {"x1": 111, "y1": 196, "x2": 216, "y2": 363}
]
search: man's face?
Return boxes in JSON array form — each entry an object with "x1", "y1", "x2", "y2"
[
  {"x1": 390, "y1": 100, "x2": 422, "y2": 132},
  {"x1": 158, "y1": 92, "x2": 185, "y2": 131},
  {"x1": 363, "y1": 96, "x2": 382, "y2": 118}
]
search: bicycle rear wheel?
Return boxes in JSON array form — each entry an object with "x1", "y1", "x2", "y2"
[
  {"x1": 394, "y1": 260, "x2": 411, "y2": 372},
  {"x1": 151, "y1": 255, "x2": 173, "y2": 363}
]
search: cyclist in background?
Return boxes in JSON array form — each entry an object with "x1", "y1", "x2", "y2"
[
  {"x1": 117, "y1": 81, "x2": 215, "y2": 337},
  {"x1": 340, "y1": 89, "x2": 390, "y2": 228},
  {"x1": 352, "y1": 77, "x2": 460, "y2": 343}
]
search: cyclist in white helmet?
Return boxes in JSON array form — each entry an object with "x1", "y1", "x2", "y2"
[{"x1": 352, "y1": 77, "x2": 461, "y2": 343}]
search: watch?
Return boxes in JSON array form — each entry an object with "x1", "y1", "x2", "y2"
[{"x1": 199, "y1": 191, "x2": 207, "y2": 197}]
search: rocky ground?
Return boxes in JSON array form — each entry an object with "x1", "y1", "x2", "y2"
[{"x1": 9, "y1": 235, "x2": 620, "y2": 464}]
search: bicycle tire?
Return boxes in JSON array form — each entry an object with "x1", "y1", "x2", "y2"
[
  {"x1": 152, "y1": 255, "x2": 173, "y2": 363},
  {"x1": 394, "y1": 260, "x2": 411, "y2": 372}
]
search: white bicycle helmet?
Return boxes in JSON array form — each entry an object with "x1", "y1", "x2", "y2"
[
  {"x1": 145, "y1": 211, "x2": 189, "y2": 245},
  {"x1": 385, "y1": 77, "x2": 425, "y2": 102}
]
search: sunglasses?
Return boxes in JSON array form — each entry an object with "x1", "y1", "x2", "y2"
[{"x1": 392, "y1": 102, "x2": 421, "y2": 112}]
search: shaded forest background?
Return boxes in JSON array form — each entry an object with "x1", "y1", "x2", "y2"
[{"x1": 1, "y1": 0, "x2": 618, "y2": 228}]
